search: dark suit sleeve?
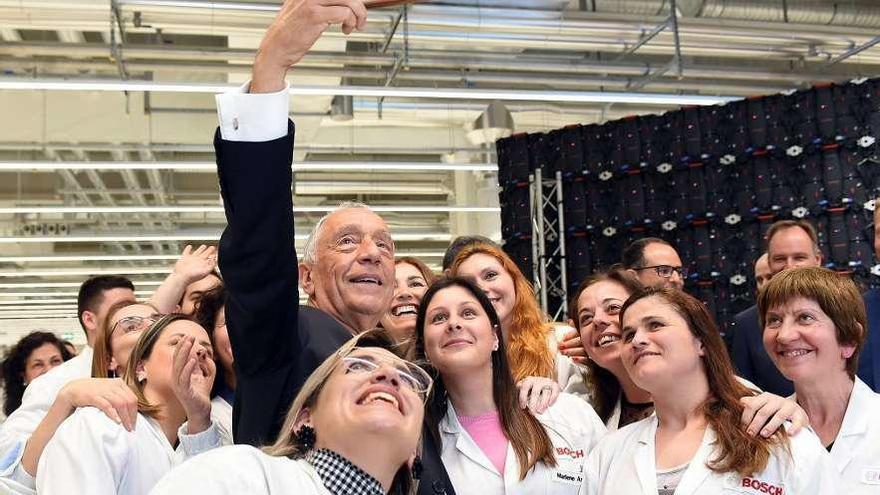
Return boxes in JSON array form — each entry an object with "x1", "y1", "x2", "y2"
[
  {"x1": 215, "y1": 122, "x2": 300, "y2": 446},
  {"x1": 731, "y1": 309, "x2": 756, "y2": 383}
]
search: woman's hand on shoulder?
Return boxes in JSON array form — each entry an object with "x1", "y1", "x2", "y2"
[
  {"x1": 740, "y1": 392, "x2": 808, "y2": 438},
  {"x1": 517, "y1": 376, "x2": 560, "y2": 415},
  {"x1": 58, "y1": 378, "x2": 139, "y2": 432}
]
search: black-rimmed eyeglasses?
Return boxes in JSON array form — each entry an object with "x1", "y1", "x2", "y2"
[{"x1": 634, "y1": 265, "x2": 687, "y2": 279}]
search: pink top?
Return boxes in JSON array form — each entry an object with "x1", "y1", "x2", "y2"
[{"x1": 457, "y1": 410, "x2": 509, "y2": 475}]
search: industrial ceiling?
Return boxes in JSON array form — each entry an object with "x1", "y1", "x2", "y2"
[{"x1": 0, "y1": 0, "x2": 879, "y2": 343}]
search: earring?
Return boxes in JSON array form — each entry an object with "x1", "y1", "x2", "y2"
[
  {"x1": 492, "y1": 340, "x2": 499, "y2": 351},
  {"x1": 293, "y1": 424, "x2": 317, "y2": 453},
  {"x1": 411, "y1": 455, "x2": 423, "y2": 480},
  {"x1": 136, "y1": 372, "x2": 146, "y2": 383}
]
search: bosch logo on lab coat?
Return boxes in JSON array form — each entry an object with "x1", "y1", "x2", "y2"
[{"x1": 740, "y1": 477, "x2": 785, "y2": 494}]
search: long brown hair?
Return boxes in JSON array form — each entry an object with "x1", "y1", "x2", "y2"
[
  {"x1": 620, "y1": 287, "x2": 789, "y2": 477},
  {"x1": 413, "y1": 276, "x2": 555, "y2": 480},
  {"x1": 567, "y1": 267, "x2": 643, "y2": 422},
  {"x1": 449, "y1": 243, "x2": 555, "y2": 382}
]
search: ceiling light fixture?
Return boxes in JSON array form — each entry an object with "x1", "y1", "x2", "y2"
[
  {"x1": 0, "y1": 161, "x2": 499, "y2": 172},
  {"x1": 0, "y1": 205, "x2": 499, "y2": 214},
  {"x1": 0, "y1": 78, "x2": 739, "y2": 106},
  {"x1": 0, "y1": 251, "x2": 447, "y2": 263},
  {"x1": 0, "y1": 232, "x2": 452, "y2": 243}
]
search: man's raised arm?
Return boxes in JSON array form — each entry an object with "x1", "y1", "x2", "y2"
[{"x1": 214, "y1": 0, "x2": 367, "y2": 445}]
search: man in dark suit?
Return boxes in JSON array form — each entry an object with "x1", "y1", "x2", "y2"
[
  {"x1": 859, "y1": 203, "x2": 880, "y2": 391},
  {"x1": 214, "y1": 1, "x2": 456, "y2": 493},
  {"x1": 732, "y1": 220, "x2": 822, "y2": 396}
]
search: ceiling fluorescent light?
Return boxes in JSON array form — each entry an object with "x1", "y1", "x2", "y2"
[
  {"x1": 0, "y1": 291, "x2": 155, "y2": 298},
  {"x1": 0, "y1": 281, "x2": 164, "y2": 289},
  {"x1": 0, "y1": 299, "x2": 77, "y2": 305},
  {"x1": 0, "y1": 161, "x2": 498, "y2": 172},
  {"x1": 0, "y1": 255, "x2": 182, "y2": 263},
  {"x1": 0, "y1": 233, "x2": 452, "y2": 243},
  {"x1": 0, "y1": 305, "x2": 77, "y2": 311},
  {"x1": 0, "y1": 206, "x2": 499, "y2": 214},
  {"x1": 117, "y1": 0, "x2": 279, "y2": 11},
  {"x1": 0, "y1": 78, "x2": 739, "y2": 106},
  {"x1": 0, "y1": 268, "x2": 173, "y2": 277},
  {"x1": 0, "y1": 251, "x2": 446, "y2": 263}
]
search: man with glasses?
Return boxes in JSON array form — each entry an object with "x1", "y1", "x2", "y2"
[{"x1": 622, "y1": 237, "x2": 687, "y2": 290}]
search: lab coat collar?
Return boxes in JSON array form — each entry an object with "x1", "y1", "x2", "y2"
[
  {"x1": 633, "y1": 415, "x2": 716, "y2": 495},
  {"x1": 439, "y1": 401, "x2": 503, "y2": 476},
  {"x1": 633, "y1": 416, "x2": 658, "y2": 495},
  {"x1": 829, "y1": 377, "x2": 872, "y2": 472},
  {"x1": 143, "y1": 414, "x2": 178, "y2": 459},
  {"x1": 670, "y1": 426, "x2": 716, "y2": 495}
]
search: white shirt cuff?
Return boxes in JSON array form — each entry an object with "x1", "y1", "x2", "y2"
[
  {"x1": 215, "y1": 81, "x2": 290, "y2": 142},
  {"x1": 178, "y1": 421, "x2": 221, "y2": 458}
]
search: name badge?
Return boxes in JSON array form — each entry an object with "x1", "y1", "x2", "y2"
[
  {"x1": 553, "y1": 469, "x2": 583, "y2": 486},
  {"x1": 862, "y1": 468, "x2": 880, "y2": 485}
]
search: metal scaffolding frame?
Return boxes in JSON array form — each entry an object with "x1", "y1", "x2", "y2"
[{"x1": 530, "y1": 168, "x2": 568, "y2": 321}]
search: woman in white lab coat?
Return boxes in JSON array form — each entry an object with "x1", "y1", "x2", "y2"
[
  {"x1": 584, "y1": 287, "x2": 839, "y2": 495},
  {"x1": 413, "y1": 276, "x2": 607, "y2": 495},
  {"x1": 36, "y1": 314, "x2": 222, "y2": 494},
  {"x1": 569, "y1": 268, "x2": 652, "y2": 431},
  {"x1": 570, "y1": 267, "x2": 808, "y2": 433},
  {"x1": 193, "y1": 284, "x2": 234, "y2": 444},
  {"x1": 449, "y1": 243, "x2": 588, "y2": 402},
  {"x1": 151, "y1": 329, "x2": 431, "y2": 495},
  {"x1": 759, "y1": 266, "x2": 880, "y2": 494}
]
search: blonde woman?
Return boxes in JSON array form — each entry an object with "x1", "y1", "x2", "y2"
[
  {"x1": 36, "y1": 315, "x2": 221, "y2": 494},
  {"x1": 152, "y1": 329, "x2": 430, "y2": 495}
]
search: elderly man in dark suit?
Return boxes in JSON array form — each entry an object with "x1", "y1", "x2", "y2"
[{"x1": 214, "y1": 1, "x2": 456, "y2": 493}]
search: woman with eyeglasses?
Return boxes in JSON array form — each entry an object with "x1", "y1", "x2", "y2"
[
  {"x1": 8, "y1": 301, "x2": 160, "y2": 485},
  {"x1": 584, "y1": 287, "x2": 838, "y2": 495},
  {"x1": 449, "y1": 243, "x2": 587, "y2": 413},
  {"x1": 37, "y1": 314, "x2": 221, "y2": 495},
  {"x1": 413, "y1": 276, "x2": 606, "y2": 494},
  {"x1": 152, "y1": 329, "x2": 430, "y2": 495}
]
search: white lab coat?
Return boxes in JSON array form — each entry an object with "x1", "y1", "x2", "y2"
[
  {"x1": 440, "y1": 393, "x2": 607, "y2": 494},
  {"x1": 795, "y1": 377, "x2": 880, "y2": 494},
  {"x1": 603, "y1": 375, "x2": 760, "y2": 432},
  {"x1": 210, "y1": 395, "x2": 233, "y2": 445},
  {"x1": 548, "y1": 325, "x2": 589, "y2": 399},
  {"x1": 583, "y1": 415, "x2": 840, "y2": 495},
  {"x1": 0, "y1": 347, "x2": 93, "y2": 493},
  {"x1": 150, "y1": 445, "x2": 331, "y2": 495},
  {"x1": 36, "y1": 407, "x2": 221, "y2": 495}
]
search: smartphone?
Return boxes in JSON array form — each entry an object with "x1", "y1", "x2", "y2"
[{"x1": 365, "y1": 0, "x2": 418, "y2": 8}]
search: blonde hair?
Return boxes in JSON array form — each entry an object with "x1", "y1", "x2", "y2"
[
  {"x1": 122, "y1": 314, "x2": 192, "y2": 418},
  {"x1": 265, "y1": 329, "x2": 417, "y2": 495}
]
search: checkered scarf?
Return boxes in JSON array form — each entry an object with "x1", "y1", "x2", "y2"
[{"x1": 306, "y1": 448, "x2": 385, "y2": 495}]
